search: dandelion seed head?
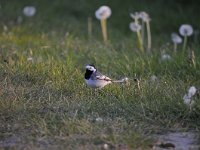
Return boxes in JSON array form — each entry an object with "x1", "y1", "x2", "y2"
[
  {"x1": 95, "y1": 6, "x2": 111, "y2": 20},
  {"x1": 23, "y1": 6, "x2": 36, "y2": 17},
  {"x1": 124, "y1": 77, "x2": 129, "y2": 81},
  {"x1": 17, "y1": 16, "x2": 23, "y2": 24},
  {"x1": 171, "y1": 33, "x2": 182, "y2": 44},
  {"x1": 103, "y1": 143, "x2": 109, "y2": 149},
  {"x1": 188, "y1": 86, "x2": 197, "y2": 97},
  {"x1": 161, "y1": 54, "x2": 171, "y2": 61},
  {"x1": 130, "y1": 12, "x2": 140, "y2": 20},
  {"x1": 122, "y1": 77, "x2": 129, "y2": 82},
  {"x1": 139, "y1": 11, "x2": 150, "y2": 22},
  {"x1": 27, "y1": 57, "x2": 33, "y2": 61},
  {"x1": 179, "y1": 24, "x2": 193, "y2": 36},
  {"x1": 3, "y1": 25, "x2": 8, "y2": 32},
  {"x1": 150, "y1": 75, "x2": 157, "y2": 82},
  {"x1": 95, "y1": 117, "x2": 103, "y2": 123},
  {"x1": 129, "y1": 22, "x2": 141, "y2": 32},
  {"x1": 183, "y1": 94, "x2": 191, "y2": 105}
]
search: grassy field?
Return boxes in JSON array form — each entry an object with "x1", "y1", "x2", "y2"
[{"x1": 0, "y1": 0, "x2": 200, "y2": 149}]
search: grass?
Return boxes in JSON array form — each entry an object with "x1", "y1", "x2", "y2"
[{"x1": 0, "y1": 0, "x2": 200, "y2": 149}]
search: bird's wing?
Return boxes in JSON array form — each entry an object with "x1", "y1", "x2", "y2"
[
  {"x1": 96, "y1": 75, "x2": 112, "y2": 81},
  {"x1": 92, "y1": 71, "x2": 112, "y2": 81}
]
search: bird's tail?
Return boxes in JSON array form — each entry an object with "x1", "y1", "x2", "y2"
[
  {"x1": 112, "y1": 80, "x2": 124, "y2": 83},
  {"x1": 112, "y1": 77, "x2": 129, "y2": 83}
]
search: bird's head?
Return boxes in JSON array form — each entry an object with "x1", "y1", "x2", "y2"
[
  {"x1": 85, "y1": 64, "x2": 96, "y2": 72},
  {"x1": 85, "y1": 64, "x2": 96, "y2": 79}
]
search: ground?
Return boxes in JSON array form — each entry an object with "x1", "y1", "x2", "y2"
[{"x1": 0, "y1": 0, "x2": 200, "y2": 149}]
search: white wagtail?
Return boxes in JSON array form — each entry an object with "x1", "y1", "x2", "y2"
[{"x1": 84, "y1": 64, "x2": 128, "y2": 89}]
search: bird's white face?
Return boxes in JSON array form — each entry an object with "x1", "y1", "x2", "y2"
[{"x1": 86, "y1": 65, "x2": 96, "y2": 72}]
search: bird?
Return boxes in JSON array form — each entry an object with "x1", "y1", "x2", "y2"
[{"x1": 84, "y1": 64, "x2": 128, "y2": 89}]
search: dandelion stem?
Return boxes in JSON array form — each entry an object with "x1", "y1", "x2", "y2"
[
  {"x1": 191, "y1": 50, "x2": 196, "y2": 68},
  {"x1": 100, "y1": 19, "x2": 107, "y2": 43},
  {"x1": 173, "y1": 43, "x2": 177, "y2": 53},
  {"x1": 182, "y1": 35, "x2": 187, "y2": 56},
  {"x1": 136, "y1": 30, "x2": 144, "y2": 53},
  {"x1": 146, "y1": 21, "x2": 151, "y2": 53},
  {"x1": 141, "y1": 21, "x2": 145, "y2": 45}
]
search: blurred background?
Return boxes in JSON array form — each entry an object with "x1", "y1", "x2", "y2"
[{"x1": 1, "y1": 0, "x2": 200, "y2": 37}]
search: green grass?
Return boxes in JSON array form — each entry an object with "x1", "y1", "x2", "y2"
[{"x1": 0, "y1": 0, "x2": 200, "y2": 149}]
